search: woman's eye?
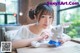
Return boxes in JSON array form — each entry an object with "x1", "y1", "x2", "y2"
[
  {"x1": 41, "y1": 16, "x2": 45, "y2": 18},
  {"x1": 49, "y1": 17, "x2": 52, "y2": 18}
]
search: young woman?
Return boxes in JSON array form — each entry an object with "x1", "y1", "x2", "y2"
[{"x1": 12, "y1": 2, "x2": 70, "y2": 48}]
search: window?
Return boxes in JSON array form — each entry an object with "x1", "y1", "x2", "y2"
[
  {"x1": 60, "y1": 8, "x2": 80, "y2": 38},
  {"x1": 0, "y1": 15, "x2": 5, "y2": 24},
  {"x1": 58, "y1": 0, "x2": 80, "y2": 39},
  {"x1": 0, "y1": 0, "x2": 18, "y2": 25},
  {"x1": 7, "y1": 14, "x2": 17, "y2": 24}
]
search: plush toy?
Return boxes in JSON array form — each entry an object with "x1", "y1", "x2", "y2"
[
  {"x1": 48, "y1": 22, "x2": 72, "y2": 47},
  {"x1": 48, "y1": 25, "x2": 63, "y2": 47},
  {"x1": 31, "y1": 23, "x2": 71, "y2": 47}
]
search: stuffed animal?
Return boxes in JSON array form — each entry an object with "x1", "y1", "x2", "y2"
[{"x1": 48, "y1": 22, "x2": 72, "y2": 47}]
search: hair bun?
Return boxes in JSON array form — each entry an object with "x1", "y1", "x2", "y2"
[{"x1": 29, "y1": 9, "x2": 35, "y2": 20}]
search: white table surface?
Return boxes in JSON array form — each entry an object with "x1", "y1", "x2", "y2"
[{"x1": 17, "y1": 41, "x2": 80, "y2": 53}]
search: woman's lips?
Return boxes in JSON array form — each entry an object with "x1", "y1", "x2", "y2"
[{"x1": 43, "y1": 24, "x2": 48, "y2": 26}]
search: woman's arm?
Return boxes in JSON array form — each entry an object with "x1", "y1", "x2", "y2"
[{"x1": 12, "y1": 36, "x2": 44, "y2": 48}]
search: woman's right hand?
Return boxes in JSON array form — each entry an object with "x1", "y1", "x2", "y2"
[
  {"x1": 36, "y1": 36, "x2": 45, "y2": 41},
  {"x1": 37, "y1": 35, "x2": 49, "y2": 41}
]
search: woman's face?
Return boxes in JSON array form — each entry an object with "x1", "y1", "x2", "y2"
[{"x1": 37, "y1": 11, "x2": 53, "y2": 29}]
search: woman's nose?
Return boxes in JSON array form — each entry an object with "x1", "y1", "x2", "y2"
[{"x1": 45, "y1": 17, "x2": 49, "y2": 23}]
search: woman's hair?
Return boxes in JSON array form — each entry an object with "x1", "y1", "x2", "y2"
[{"x1": 29, "y1": 2, "x2": 54, "y2": 20}]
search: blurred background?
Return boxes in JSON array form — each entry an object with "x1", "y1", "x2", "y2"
[{"x1": 0, "y1": 0, "x2": 80, "y2": 40}]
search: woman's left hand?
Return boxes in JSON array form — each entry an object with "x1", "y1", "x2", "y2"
[
  {"x1": 59, "y1": 34, "x2": 71, "y2": 44},
  {"x1": 58, "y1": 38, "x2": 69, "y2": 44}
]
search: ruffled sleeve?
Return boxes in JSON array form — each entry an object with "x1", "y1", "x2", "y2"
[{"x1": 13, "y1": 25, "x2": 29, "y2": 40}]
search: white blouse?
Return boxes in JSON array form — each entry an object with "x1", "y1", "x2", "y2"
[
  {"x1": 13, "y1": 24, "x2": 71, "y2": 41},
  {"x1": 14, "y1": 24, "x2": 43, "y2": 40}
]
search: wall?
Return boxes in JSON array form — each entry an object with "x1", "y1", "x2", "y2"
[{"x1": 18, "y1": 0, "x2": 28, "y2": 25}]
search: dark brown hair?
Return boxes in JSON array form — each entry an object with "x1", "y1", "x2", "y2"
[{"x1": 29, "y1": 2, "x2": 54, "y2": 20}]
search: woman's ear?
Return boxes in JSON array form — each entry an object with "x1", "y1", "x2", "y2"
[{"x1": 34, "y1": 15, "x2": 37, "y2": 20}]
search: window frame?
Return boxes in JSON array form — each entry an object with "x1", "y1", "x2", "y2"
[
  {"x1": 57, "y1": 0, "x2": 80, "y2": 42},
  {"x1": 0, "y1": 0, "x2": 18, "y2": 26}
]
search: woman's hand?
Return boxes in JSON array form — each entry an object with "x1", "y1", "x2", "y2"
[
  {"x1": 59, "y1": 34, "x2": 71, "y2": 44},
  {"x1": 43, "y1": 35, "x2": 49, "y2": 39},
  {"x1": 35, "y1": 31, "x2": 50, "y2": 42},
  {"x1": 36, "y1": 35, "x2": 49, "y2": 41},
  {"x1": 36, "y1": 36, "x2": 44, "y2": 41},
  {"x1": 58, "y1": 38, "x2": 70, "y2": 44},
  {"x1": 41, "y1": 31, "x2": 50, "y2": 39},
  {"x1": 58, "y1": 39, "x2": 66, "y2": 44}
]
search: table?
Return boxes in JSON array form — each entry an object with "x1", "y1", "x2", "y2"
[{"x1": 17, "y1": 41, "x2": 80, "y2": 53}]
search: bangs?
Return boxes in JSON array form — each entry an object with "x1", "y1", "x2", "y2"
[
  {"x1": 39, "y1": 5, "x2": 54, "y2": 17},
  {"x1": 41, "y1": 10, "x2": 53, "y2": 15}
]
